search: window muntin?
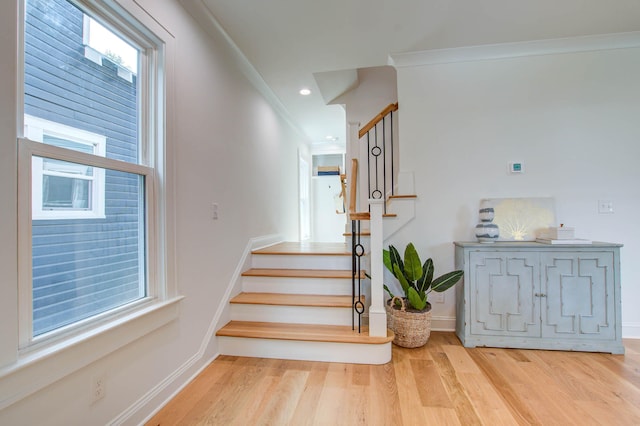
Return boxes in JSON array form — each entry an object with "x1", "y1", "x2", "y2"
[
  {"x1": 25, "y1": 115, "x2": 106, "y2": 219},
  {"x1": 20, "y1": 0, "x2": 161, "y2": 346}
]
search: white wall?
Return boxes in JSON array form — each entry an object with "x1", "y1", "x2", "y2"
[
  {"x1": 394, "y1": 45, "x2": 640, "y2": 334},
  {"x1": 0, "y1": 0, "x2": 306, "y2": 424},
  {"x1": 335, "y1": 66, "x2": 398, "y2": 127},
  {"x1": 312, "y1": 175, "x2": 346, "y2": 242}
]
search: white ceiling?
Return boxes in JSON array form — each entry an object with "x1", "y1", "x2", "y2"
[{"x1": 198, "y1": 0, "x2": 640, "y2": 147}]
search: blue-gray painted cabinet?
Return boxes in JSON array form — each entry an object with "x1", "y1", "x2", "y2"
[{"x1": 454, "y1": 241, "x2": 624, "y2": 354}]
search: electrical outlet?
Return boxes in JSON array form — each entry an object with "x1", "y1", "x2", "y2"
[
  {"x1": 212, "y1": 203, "x2": 219, "y2": 220},
  {"x1": 91, "y1": 376, "x2": 105, "y2": 403}
]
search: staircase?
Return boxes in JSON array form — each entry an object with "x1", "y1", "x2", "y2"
[
  {"x1": 216, "y1": 242, "x2": 394, "y2": 364},
  {"x1": 216, "y1": 103, "x2": 415, "y2": 365}
]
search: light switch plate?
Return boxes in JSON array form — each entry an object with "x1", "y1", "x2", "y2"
[{"x1": 598, "y1": 200, "x2": 614, "y2": 214}]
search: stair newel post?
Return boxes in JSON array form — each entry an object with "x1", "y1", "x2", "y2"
[{"x1": 368, "y1": 199, "x2": 387, "y2": 337}]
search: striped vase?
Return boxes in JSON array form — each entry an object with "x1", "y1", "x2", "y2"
[{"x1": 475, "y1": 201, "x2": 499, "y2": 243}]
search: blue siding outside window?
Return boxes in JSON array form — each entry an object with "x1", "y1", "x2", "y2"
[{"x1": 25, "y1": 0, "x2": 144, "y2": 335}]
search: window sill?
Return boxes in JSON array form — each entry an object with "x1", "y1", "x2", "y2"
[{"x1": 0, "y1": 296, "x2": 183, "y2": 410}]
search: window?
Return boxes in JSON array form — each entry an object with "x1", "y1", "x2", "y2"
[
  {"x1": 25, "y1": 115, "x2": 106, "y2": 220},
  {"x1": 83, "y1": 14, "x2": 138, "y2": 82},
  {"x1": 19, "y1": 0, "x2": 164, "y2": 344}
]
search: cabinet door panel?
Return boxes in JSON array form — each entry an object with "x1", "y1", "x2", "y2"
[
  {"x1": 541, "y1": 252, "x2": 615, "y2": 340},
  {"x1": 470, "y1": 252, "x2": 539, "y2": 336}
]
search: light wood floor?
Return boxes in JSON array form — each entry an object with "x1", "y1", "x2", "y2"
[{"x1": 146, "y1": 332, "x2": 640, "y2": 425}]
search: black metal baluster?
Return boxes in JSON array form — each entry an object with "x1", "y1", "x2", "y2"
[
  {"x1": 366, "y1": 133, "x2": 371, "y2": 213},
  {"x1": 390, "y1": 110, "x2": 395, "y2": 197},
  {"x1": 382, "y1": 116, "x2": 387, "y2": 214},
  {"x1": 353, "y1": 219, "x2": 365, "y2": 333},
  {"x1": 351, "y1": 218, "x2": 356, "y2": 331},
  {"x1": 351, "y1": 218, "x2": 365, "y2": 333}
]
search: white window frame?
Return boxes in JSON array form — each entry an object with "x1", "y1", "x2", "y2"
[
  {"x1": 0, "y1": 0, "x2": 179, "y2": 409},
  {"x1": 24, "y1": 115, "x2": 106, "y2": 220},
  {"x1": 17, "y1": 0, "x2": 173, "y2": 353}
]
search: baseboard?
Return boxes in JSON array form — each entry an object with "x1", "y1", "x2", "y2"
[
  {"x1": 111, "y1": 352, "x2": 219, "y2": 425},
  {"x1": 622, "y1": 323, "x2": 640, "y2": 339},
  {"x1": 431, "y1": 316, "x2": 456, "y2": 332},
  {"x1": 110, "y1": 234, "x2": 283, "y2": 425}
]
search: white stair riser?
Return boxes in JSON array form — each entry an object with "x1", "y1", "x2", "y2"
[
  {"x1": 242, "y1": 276, "x2": 352, "y2": 295},
  {"x1": 230, "y1": 304, "x2": 353, "y2": 326},
  {"x1": 344, "y1": 236, "x2": 370, "y2": 252},
  {"x1": 218, "y1": 337, "x2": 392, "y2": 365},
  {"x1": 252, "y1": 254, "x2": 351, "y2": 270}
]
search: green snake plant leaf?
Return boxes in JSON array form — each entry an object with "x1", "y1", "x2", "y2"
[
  {"x1": 389, "y1": 245, "x2": 404, "y2": 280},
  {"x1": 403, "y1": 243, "x2": 423, "y2": 282},
  {"x1": 383, "y1": 249, "x2": 392, "y2": 274},
  {"x1": 430, "y1": 270, "x2": 464, "y2": 293},
  {"x1": 383, "y1": 284, "x2": 395, "y2": 299},
  {"x1": 393, "y1": 263, "x2": 410, "y2": 294},
  {"x1": 407, "y1": 286, "x2": 427, "y2": 311},
  {"x1": 417, "y1": 258, "x2": 434, "y2": 293}
]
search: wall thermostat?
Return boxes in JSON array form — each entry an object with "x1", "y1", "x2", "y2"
[{"x1": 509, "y1": 162, "x2": 524, "y2": 174}]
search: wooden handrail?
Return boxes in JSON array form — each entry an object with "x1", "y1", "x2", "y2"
[
  {"x1": 349, "y1": 159, "x2": 358, "y2": 215},
  {"x1": 348, "y1": 158, "x2": 370, "y2": 220},
  {"x1": 337, "y1": 173, "x2": 346, "y2": 214},
  {"x1": 358, "y1": 102, "x2": 398, "y2": 139}
]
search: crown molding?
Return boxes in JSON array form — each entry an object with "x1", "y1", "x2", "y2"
[
  {"x1": 178, "y1": 0, "x2": 310, "y2": 143},
  {"x1": 389, "y1": 31, "x2": 640, "y2": 68}
]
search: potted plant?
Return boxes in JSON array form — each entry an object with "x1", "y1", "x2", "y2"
[{"x1": 383, "y1": 243, "x2": 463, "y2": 348}]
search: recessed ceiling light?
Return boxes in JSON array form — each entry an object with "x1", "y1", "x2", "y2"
[
  {"x1": 299, "y1": 88, "x2": 311, "y2": 96},
  {"x1": 325, "y1": 135, "x2": 338, "y2": 141}
]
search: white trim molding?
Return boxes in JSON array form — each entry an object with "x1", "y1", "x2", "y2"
[
  {"x1": 622, "y1": 323, "x2": 640, "y2": 339},
  {"x1": 389, "y1": 31, "x2": 640, "y2": 68},
  {"x1": 431, "y1": 316, "x2": 456, "y2": 333},
  {"x1": 125, "y1": 234, "x2": 283, "y2": 425},
  {"x1": 0, "y1": 297, "x2": 182, "y2": 411}
]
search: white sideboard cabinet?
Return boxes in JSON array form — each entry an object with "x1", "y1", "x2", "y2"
[{"x1": 454, "y1": 241, "x2": 624, "y2": 354}]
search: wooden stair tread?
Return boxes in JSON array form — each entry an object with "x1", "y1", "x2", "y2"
[
  {"x1": 230, "y1": 293, "x2": 362, "y2": 307},
  {"x1": 350, "y1": 212, "x2": 396, "y2": 219},
  {"x1": 343, "y1": 231, "x2": 371, "y2": 236},
  {"x1": 253, "y1": 242, "x2": 350, "y2": 256},
  {"x1": 388, "y1": 194, "x2": 417, "y2": 199},
  {"x1": 242, "y1": 268, "x2": 363, "y2": 279},
  {"x1": 216, "y1": 321, "x2": 394, "y2": 344},
  {"x1": 349, "y1": 212, "x2": 370, "y2": 220}
]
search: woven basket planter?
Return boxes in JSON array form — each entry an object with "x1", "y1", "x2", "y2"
[{"x1": 385, "y1": 296, "x2": 432, "y2": 348}]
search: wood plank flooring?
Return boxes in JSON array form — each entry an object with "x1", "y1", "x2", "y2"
[{"x1": 147, "y1": 333, "x2": 640, "y2": 425}]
